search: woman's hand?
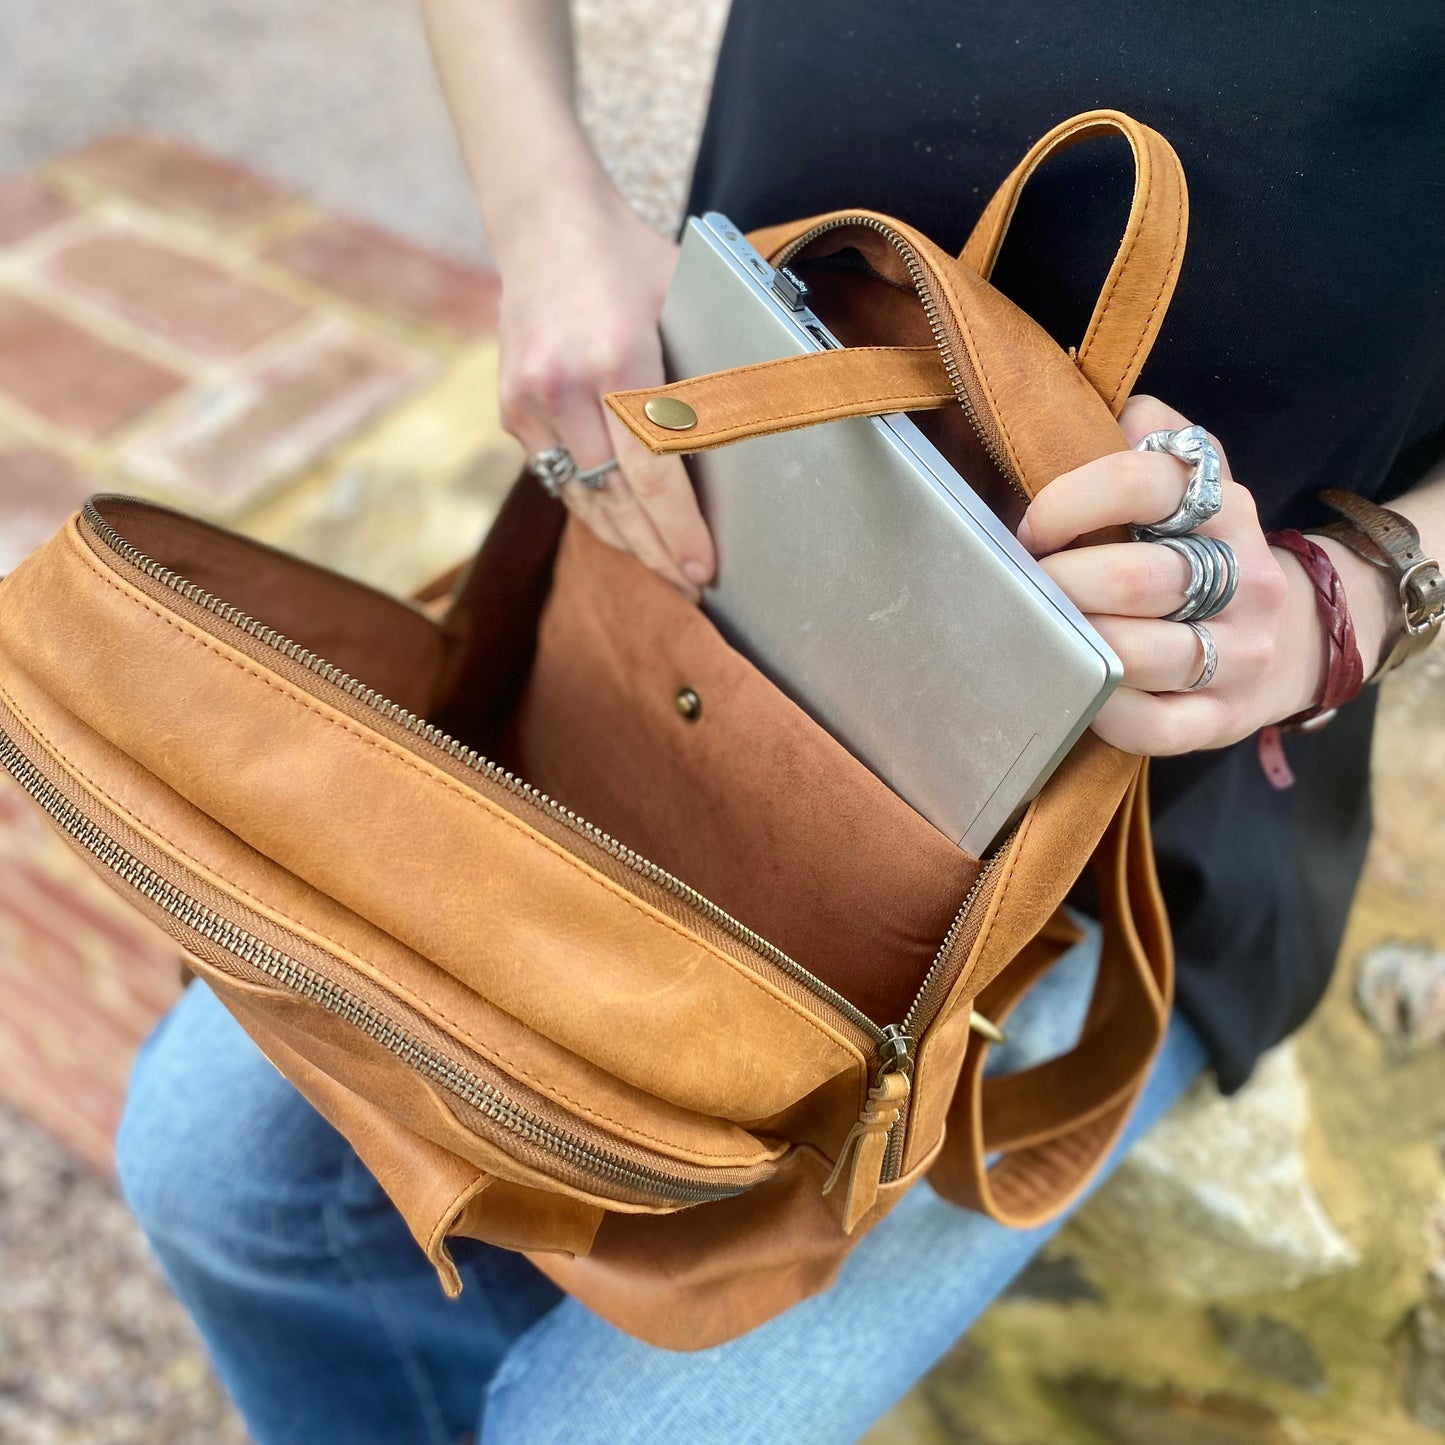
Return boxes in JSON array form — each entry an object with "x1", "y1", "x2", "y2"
[
  {"x1": 1016, "y1": 395, "x2": 1343, "y2": 756},
  {"x1": 495, "y1": 187, "x2": 714, "y2": 599}
]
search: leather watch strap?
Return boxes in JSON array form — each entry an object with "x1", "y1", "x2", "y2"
[{"x1": 1316, "y1": 488, "x2": 1445, "y2": 680}]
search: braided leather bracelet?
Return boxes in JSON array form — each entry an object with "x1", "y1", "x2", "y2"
[{"x1": 1256, "y1": 529, "x2": 1364, "y2": 790}]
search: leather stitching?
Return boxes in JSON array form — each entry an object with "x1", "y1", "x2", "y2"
[
  {"x1": 625, "y1": 391, "x2": 955, "y2": 446},
  {"x1": 60, "y1": 525, "x2": 859, "y2": 1066},
  {"x1": 0, "y1": 670, "x2": 784, "y2": 1164},
  {"x1": 616, "y1": 349, "x2": 950, "y2": 439},
  {"x1": 1078, "y1": 129, "x2": 1150, "y2": 365},
  {"x1": 1106, "y1": 177, "x2": 1186, "y2": 410}
]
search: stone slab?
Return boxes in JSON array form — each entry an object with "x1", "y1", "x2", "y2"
[
  {"x1": 58, "y1": 133, "x2": 295, "y2": 229},
  {"x1": 45, "y1": 226, "x2": 305, "y2": 357},
  {"x1": 117, "y1": 320, "x2": 433, "y2": 512},
  {"x1": 0, "y1": 289, "x2": 184, "y2": 437},
  {"x1": 266, "y1": 215, "x2": 499, "y2": 336}
]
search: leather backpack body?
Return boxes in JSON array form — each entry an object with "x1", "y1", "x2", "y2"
[{"x1": 0, "y1": 111, "x2": 1185, "y2": 1349}]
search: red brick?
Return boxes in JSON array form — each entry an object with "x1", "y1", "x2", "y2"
[
  {"x1": 266, "y1": 215, "x2": 499, "y2": 336},
  {"x1": 0, "y1": 173, "x2": 74, "y2": 247},
  {"x1": 0, "y1": 290, "x2": 184, "y2": 437},
  {"x1": 0, "y1": 777, "x2": 185, "y2": 1168},
  {"x1": 0, "y1": 444, "x2": 96, "y2": 574},
  {"x1": 61, "y1": 133, "x2": 294, "y2": 229},
  {"x1": 46, "y1": 228, "x2": 305, "y2": 357},
  {"x1": 120, "y1": 321, "x2": 432, "y2": 512}
]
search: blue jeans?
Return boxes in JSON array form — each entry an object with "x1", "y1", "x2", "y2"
[{"x1": 117, "y1": 926, "x2": 1207, "y2": 1445}]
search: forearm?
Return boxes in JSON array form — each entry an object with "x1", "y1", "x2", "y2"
[{"x1": 419, "y1": 0, "x2": 621, "y2": 266}]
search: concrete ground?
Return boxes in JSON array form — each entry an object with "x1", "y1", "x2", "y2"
[{"x1": 0, "y1": 0, "x2": 727, "y2": 261}]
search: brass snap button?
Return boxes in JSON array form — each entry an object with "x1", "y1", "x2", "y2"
[
  {"x1": 674, "y1": 687, "x2": 702, "y2": 722},
  {"x1": 644, "y1": 396, "x2": 698, "y2": 431}
]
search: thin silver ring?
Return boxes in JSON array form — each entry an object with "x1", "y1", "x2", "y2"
[
  {"x1": 1130, "y1": 424, "x2": 1224, "y2": 539},
  {"x1": 526, "y1": 445, "x2": 576, "y2": 499},
  {"x1": 1180, "y1": 621, "x2": 1218, "y2": 691},
  {"x1": 1157, "y1": 534, "x2": 1239, "y2": 622},
  {"x1": 574, "y1": 457, "x2": 620, "y2": 491}
]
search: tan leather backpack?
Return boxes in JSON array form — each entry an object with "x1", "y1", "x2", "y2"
[{"x1": 0, "y1": 111, "x2": 1185, "y2": 1350}]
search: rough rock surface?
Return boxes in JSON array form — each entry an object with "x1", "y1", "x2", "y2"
[
  {"x1": 1356, "y1": 938, "x2": 1445, "y2": 1051},
  {"x1": 1074, "y1": 1043, "x2": 1359, "y2": 1299}
]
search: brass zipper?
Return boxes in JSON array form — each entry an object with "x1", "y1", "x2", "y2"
[
  {"x1": 773, "y1": 213, "x2": 1027, "y2": 499},
  {"x1": 0, "y1": 714, "x2": 769, "y2": 1205},
  {"x1": 81, "y1": 501, "x2": 886, "y2": 1055},
  {"x1": 75, "y1": 475, "x2": 1007, "y2": 1197}
]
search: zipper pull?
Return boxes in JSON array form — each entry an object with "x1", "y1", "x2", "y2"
[{"x1": 822, "y1": 1046, "x2": 912, "y2": 1234}]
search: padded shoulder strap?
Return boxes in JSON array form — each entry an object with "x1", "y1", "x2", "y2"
[{"x1": 961, "y1": 109, "x2": 1188, "y2": 416}]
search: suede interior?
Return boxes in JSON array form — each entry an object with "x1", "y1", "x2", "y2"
[
  {"x1": 495, "y1": 518, "x2": 983, "y2": 1029},
  {"x1": 94, "y1": 389, "x2": 986, "y2": 1028},
  {"x1": 91, "y1": 496, "x2": 447, "y2": 715}
]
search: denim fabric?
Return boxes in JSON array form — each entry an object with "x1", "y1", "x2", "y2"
[{"x1": 118, "y1": 925, "x2": 1207, "y2": 1445}]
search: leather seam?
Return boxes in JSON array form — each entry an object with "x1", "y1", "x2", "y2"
[
  {"x1": 626, "y1": 392, "x2": 955, "y2": 448},
  {"x1": 1079, "y1": 129, "x2": 1151, "y2": 366},
  {"x1": 60, "y1": 525, "x2": 858, "y2": 1065},
  {"x1": 0, "y1": 672, "x2": 780, "y2": 1163},
  {"x1": 620, "y1": 371, "x2": 950, "y2": 437},
  {"x1": 1107, "y1": 177, "x2": 1185, "y2": 409}
]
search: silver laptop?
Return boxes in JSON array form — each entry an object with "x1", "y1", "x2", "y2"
[{"x1": 661, "y1": 214, "x2": 1121, "y2": 856}]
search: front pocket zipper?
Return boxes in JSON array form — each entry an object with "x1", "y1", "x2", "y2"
[
  {"x1": 0, "y1": 704, "x2": 777, "y2": 1206},
  {"x1": 9, "y1": 499, "x2": 1012, "y2": 1209}
]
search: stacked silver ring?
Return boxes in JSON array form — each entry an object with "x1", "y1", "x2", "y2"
[
  {"x1": 1129, "y1": 425, "x2": 1223, "y2": 540},
  {"x1": 1181, "y1": 620, "x2": 1219, "y2": 691},
  {"x1": 1129, "y1": 424, "x2": 1238, "y2": 626},
  {"x1": 526, "y1": 446, "x2": 621, "y2": 497},
  {"x1": 526, "y1": 445, "x2": 576, "y2": 498},
  {"x1": 1155, "y1": 532, "x2": 1240, "y2": 623}
]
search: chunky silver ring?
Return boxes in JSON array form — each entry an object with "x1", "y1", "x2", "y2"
[
  {"x1": 1180, "y1": 621, "x2": 1218, "y2": 691},
  {"x1": 574, "y1": 457, "x2": 620, "y2": 491},
  {"x1": 526, "y1": 445, "x2": 577, "y2": 498},
  {"x1": 1156, "y1": 534, "x2": 1239, "y2": 623},
  {"x1": 1130, "y1": 424, "x2": 1224, "y2": 540}
]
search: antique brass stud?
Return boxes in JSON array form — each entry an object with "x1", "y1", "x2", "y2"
[
  {"x1": 675, "y1": 687, "x2": 702, "y2": 722},
  {"x1": 644, "y1": 395, "x2": 698, "y2": 431}
]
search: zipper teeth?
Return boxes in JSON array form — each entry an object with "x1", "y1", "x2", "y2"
[
  {"x1": 774, "y1": 215, "x2": 1023, "y2": 493},
  {"x1": 80, "y1": 502, "x2": 885, "y2": 1048},
  {"x1": 0, "y1": 724, "x2": 744, "y2": 1204},
  {"x1": 901, "y1": 833, "x2": 1012, "y2": 1038}
]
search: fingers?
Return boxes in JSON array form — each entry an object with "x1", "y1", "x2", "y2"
[
  {"x1": 1018, "y1": 452, "x2": 1204, "y2": 553},
  {"x1": 603, "y1": 389, "x2": 716, "y2": 588},
  {"x1": 1038, "y1": 541, "x2": 1195, "y2": 617},
  {"x1": 550, "y1": 396, "x2": 695, "y2": 595},
  {"x1": 502, "y1": 325, "x2": 712, "y2": 597},
  {"x1": 1090, "y1": 686, "x2": 1234, "y2": 756},
  {"x1": 1117, "y1": 393, "x2": 1191, "y2": 447},
  {"x1": 1090, "y1": 615, "x2": 1216, "y2": 693},
  {"x1": 1018, "y1": 397, "x2": 1237, "y2": 555}
]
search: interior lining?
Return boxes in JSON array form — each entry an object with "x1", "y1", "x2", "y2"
[
  {"x1": 91, "y1": 497, "x2": 447, "y2": 716},
  {"x1": 491, "y1": 519, "x2": 983, "y2": 1028}
]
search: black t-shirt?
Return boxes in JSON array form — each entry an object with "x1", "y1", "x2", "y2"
[{"x1": 685, "y1": 0, "x2": 1445, "y2": 1092}]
